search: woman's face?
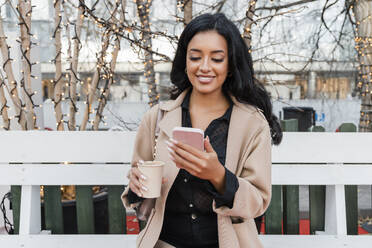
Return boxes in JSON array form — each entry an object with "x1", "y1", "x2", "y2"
[{"x1": 186, "y1": 30, "x2": 229, "y2": 96}]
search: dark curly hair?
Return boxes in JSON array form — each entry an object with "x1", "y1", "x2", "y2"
[{"x1": 170, "y1": 13, "x2": 282, "y2": 145}]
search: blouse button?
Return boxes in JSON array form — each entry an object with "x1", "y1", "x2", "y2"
[
  {"x1": 191, "y1": 213, "x2": 197, "y2": 220},
  {"x1": 189, "y1": 203, "x2": 194, "y2": 208},
  {"x1": 184, "y1": 178, "x2": 188, "y2": 183}
]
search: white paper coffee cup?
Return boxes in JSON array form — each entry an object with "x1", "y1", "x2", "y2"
[{"x1": 138, "y1": 161, "x2": 164, "y2": 198}]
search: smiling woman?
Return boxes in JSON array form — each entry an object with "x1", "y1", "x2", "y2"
[
  {"x1": 122, "y1": 13, "x2": 282, "y2": 248},
  {"x1": 186, "y1": 30, "x2": 229, "y2": 98}
]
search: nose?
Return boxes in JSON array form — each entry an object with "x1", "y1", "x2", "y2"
[{"x1": 200, "y1": 57, "x2": 211, "y2": 72}]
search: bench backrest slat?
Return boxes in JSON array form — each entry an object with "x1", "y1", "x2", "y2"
[
  {"x1": 272, "y1": 132, "x2": 372, "y2": 163},
  {"x1": 2, "y1": 132, "x2": 372, "y2": 163},
  {"x1": 0, "y1": 131, "x2": 137, "y2": 163}
]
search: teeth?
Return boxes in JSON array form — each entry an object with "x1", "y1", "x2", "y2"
[{"x1": 198, "y1": 77, "x2": 213, "y2": 82}]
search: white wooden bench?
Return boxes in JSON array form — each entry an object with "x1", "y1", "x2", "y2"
[{"x1": 0, "y1": 131, "x2": 371, "y2": 248}]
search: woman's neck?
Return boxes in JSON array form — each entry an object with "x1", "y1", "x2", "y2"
[{"x1": 189, "y1": 89, "x2": 230, "y2": 112}]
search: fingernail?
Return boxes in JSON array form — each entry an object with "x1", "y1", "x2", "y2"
[
  {"x1": 141, "y1": 185, "x2": 148, "y2": 191},
  {"x1": 170, "y1": 138, "x2": 178, "y2": 144},
  {"x1": 139, "y1": 192, "x2": 143, "y2": 197},
  {"x1": 168, "y1": 153, "x2": 175, "y2": 161},
  {"x1": 138, "y1": 160, "x2": 144, "y2": 165},
  {"x1": 140, "y1": 174, "x2": 147, "y2": 180},
  {"x1": 167, "y1": 146, "x2": 174, "y2": 154},
  {"x1": 166, "y1": 140, "x2": 174, "y2": 148}
]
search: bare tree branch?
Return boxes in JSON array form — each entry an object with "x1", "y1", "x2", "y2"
[
  {"x1": 242, "y1": 0, "x2": 256, "y2": 50},
  {"x1": 93, "y1": 0, "x2": 126, "y2": 130},
  {"x1": 256, "y1": 0, "x2": 317, "y2": 11},
  {"x1": 79, "y1": 0, "x2": 175, "y2": 62},
  {"x1": 80, "y1": 1, "x2": 121, "y2": 130}
]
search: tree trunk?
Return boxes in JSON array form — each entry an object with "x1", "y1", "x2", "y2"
[
  {"x1": 18, "y1": 0, "x2": 36, "y2": 130},
  {"x1": 53, "y1": 0, "x2": 64, "y2": 130},
  {"x1": 184, "y1": 0, "x2": 192, "y2": 26},
  {"x1": 243, "y1": 0, "x2": 256, "y2": 50},
  {"x1": 0, "y1": 80, "x2": 10, "y2": 130},
  {"x1": 136, "y1": 0, "x2": 158, "y2": 107},
  {"x1": 353, "y1": 0, "x2": 372, "y2": 132},
  {"x1": 93, "y1": 0, "x2": 126, "y2": 131},
  {"x1": 68, "y1": 1, "x2": 84, "y2": 131},
  {"x1": 0, "y1": 19, "x2": 27, "y2": 129}
]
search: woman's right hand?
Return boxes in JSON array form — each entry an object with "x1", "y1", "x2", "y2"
[
  {"x1": 127, "y1": 160, "x2": 168, "y2": 197},
  {"x1": 128, "y1": 161, "x2": 148, "y2": 198}
]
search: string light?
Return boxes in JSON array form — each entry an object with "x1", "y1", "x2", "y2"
[{"x1": 352, "y1": 1, "x2": 372, "y2": 131}]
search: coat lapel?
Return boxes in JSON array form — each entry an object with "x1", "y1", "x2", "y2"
[
  {"x1": 157, "y1": 107, "x2": 182, "y2": 194},
  {"x1": 224, "y1": 99, "x2": 250, "y2": 174},
  {"x1": 158, "y1": 107, "x2": 181, "y2": 139},
  {"x1": 158, "y1": 89, "x2": 190, "y2": 137},
  {"x1": 156, "y1": 90, "x2": 190, "y2": 198}
]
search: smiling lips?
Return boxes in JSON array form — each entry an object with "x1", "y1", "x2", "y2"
[{"x1": 197, "y1": 75, "x2": 215, "y2": 83}]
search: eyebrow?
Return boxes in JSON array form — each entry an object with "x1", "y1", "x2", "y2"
[{"x1": 189, "y1": 48, "x2": 225, "y2": 54}]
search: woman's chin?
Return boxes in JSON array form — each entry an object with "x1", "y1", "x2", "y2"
[{"x1": 193, "y1": 84, "x2": 221, "y2": 95}]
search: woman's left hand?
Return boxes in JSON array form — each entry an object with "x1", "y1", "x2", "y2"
[{"x1": 166, "y1": 136, "x2": 226, "y2": 192}]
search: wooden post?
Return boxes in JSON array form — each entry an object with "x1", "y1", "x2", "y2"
[
  {"x1": 10, "y1": 186, "x2": 21, "y2": 234},
  {"x1": 43, "y1": 186, "x2": 63, "y2": 234},
  {"x1": 108, "y1": 186, "x2": 126, "y2": 234},
  {"x1": 338, "y1": 123, "x2": 358, "y2": 235},
  {"x1": 19, "y1": 185, "x2": 41, "y2": 234},
  {"x1": 266, "y1": 119, "x2": 299, "y2": 234},
  {"x1": 75, "y1": 186, "x2": 95, "y2": 234},
  {"x1": 309, "y1": 126, "x2": 325, "y2": 234},
  {"x1": 281, "y1": 119, "x2": 299, "y2": 234},
  {"x1": 264, "y1": 184, "x2": 282, "y2": 234}
]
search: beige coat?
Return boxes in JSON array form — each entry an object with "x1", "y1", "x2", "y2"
[{"x1": 122, "y1": 90, "x2": 272, "y2": 248}]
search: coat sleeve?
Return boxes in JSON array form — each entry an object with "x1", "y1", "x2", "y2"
[
  {"x1": 212, "y1": 123, "x2": 272, "y2": 220},
  {"x1": 121, "y1": 106, "x2": 158, "y2": 209}
]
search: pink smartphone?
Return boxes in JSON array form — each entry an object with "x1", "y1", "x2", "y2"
[{"x1": 172, "y1": 127, "x2": 204, "y2": 151}]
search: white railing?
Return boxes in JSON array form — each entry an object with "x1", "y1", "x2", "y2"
[{"x1": 0, "y1": 132, "x2": 371, "y2": 248}]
